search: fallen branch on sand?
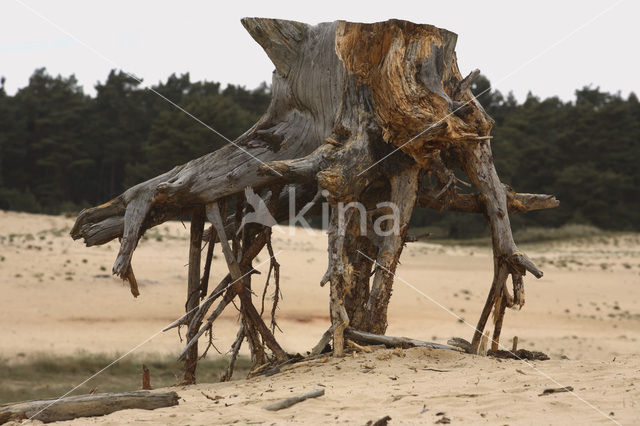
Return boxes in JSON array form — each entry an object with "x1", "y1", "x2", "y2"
[
  {"x1": 0, "y1": 391, "x2": 179, "y2": 424},
  {"x1": 487, "y1": 349, "x2": 550, "y2": 361},
  {"x1": 539, "y1": 386, "x2": 574, "y2": 396},
  {"x1": 366, "y1": 415, "x2": 392, "y2": 426},
  {"x1": 263, "y1": 388, "x2": 325, "y2": 411},
  {"x1": 345, "y1": 328, "x2": 460, "y2": 351}
]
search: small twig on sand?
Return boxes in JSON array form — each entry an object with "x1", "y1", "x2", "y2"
[
  {"x1": 263, "y1": 388, "x2": 324, "y2": 411},
  {"x1": 539, "y1": 386, "x2": 574, "y2": 396},
  {"x1": 366, "y1": 415, "x2": 392, "y2": 426}
]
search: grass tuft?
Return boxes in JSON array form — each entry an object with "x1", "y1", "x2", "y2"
[{"x1": 0, "y1": 352, "x2": 251, "y2": 404}]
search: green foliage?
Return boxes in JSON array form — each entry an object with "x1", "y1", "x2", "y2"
[
  {"x1": 0, "y1": 68, "x2": 270, "y2": 212},
  {"x1": 412, "y1": 76, "x2": 640, "y2": 235},
  {"x1": 0, "y1": 68, "x2": 637, "y2": 235}
]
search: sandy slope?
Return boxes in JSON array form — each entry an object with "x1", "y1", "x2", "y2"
[{"x1": 1, "y1": 211, "x2": 639, "y2": 424}]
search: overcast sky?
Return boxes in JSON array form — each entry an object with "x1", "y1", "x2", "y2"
[{"x1": 1, "y1": 0, "x2": 637, "y2": 102}]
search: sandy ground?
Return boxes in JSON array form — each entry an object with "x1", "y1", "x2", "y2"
[{"x1": 1, "y1": 210, "x2": 639, "y2": 424}]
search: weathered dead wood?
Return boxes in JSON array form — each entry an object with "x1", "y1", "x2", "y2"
[
  {"x1": 220, "y1": 324, "x2": 245, "y2": 382},
  {"x1": 69, "y1": 18, "x2": 558, "y2": 375},
  {"x1": 310, "y1": 327, "x2": 333, "y2": 356},
  {"x1": 457, "y1": 140, "x2": 544, "y2": 354},
  {"x1": 174, "y1": 229, "x2": 271, "y2": 360},
  {"x1": 0, "y1": 391, "x2": 179, "y2": 424},
  {"x1": 208, "y1": 202, "x2": 288, "y2": 363},
  {"x1": 181, "y1": 205, "x2": 206, "y2": 385},
  {"x1": 142, "y1": 364, "x2": 151, "y2": 390},
  {"x1": 364, "y1": 165, "x2": 420, "y2": 334},
  {"x1": 200, "y1": 226, "x2": 216, "y2": 300},
  {"x1": 324, "y1": 206, "x2": 352, "y2": 357},
  {"x1": 447, "y1": 337, "x2": 472, "y2": 353},
  {"x1": 125, "y1": 266, "x2": 139, "y2": 297},
  {"x1": 366, "y1": 415, "x2": 392, "y2": 426},
  {"x1": 418, "y1": 186, "x2": 559, "y2": 214},
  {"x1": 488, "y1": 348, "x2": 550, "y2": 361},
  {"x1": 263, "y1": 388, "x2": 325, "y2": 411},
  {"x1": 539, "y1": 386, "x2": 573, "y2": 396},
  {"x1": 344, "y1": 236, "x2": 375, "y2": 330},
  {"x1": 491, "y1": 293, "x2": 507, "y2": 352},
  {"x1": 344, "y1": 328, "x2": 459, "y2": 351}
]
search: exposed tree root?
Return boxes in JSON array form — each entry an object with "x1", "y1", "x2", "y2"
[{"x1": 69, "y1": 18, "x2": 561, "y2": 382}]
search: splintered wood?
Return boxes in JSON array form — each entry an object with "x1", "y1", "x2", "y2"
[{"x1": 69, "y1": 18, "x2": 558, "y2": 379}]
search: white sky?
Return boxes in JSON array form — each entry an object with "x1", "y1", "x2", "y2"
[{"x1": 1, "y1": 0, "x2": 637, "y2": 102}]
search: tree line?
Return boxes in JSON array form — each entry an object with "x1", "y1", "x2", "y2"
[{"x1": 0, "y1": 69, "x2": 638, "y2": 235}]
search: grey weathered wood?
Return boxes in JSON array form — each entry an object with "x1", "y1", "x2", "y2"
[
  {"x1": 207, "y1": 202, "x2": 288, "y2": 362},
  {"x1": 345, "y1": 328, "x2": 459, "y2": 351},
  {"x1": 70, "y1": 18, "x2": 557, "y2": 365},
  {"x1": 0, "y1": 391, "x2": 179, "y2": 424},
  {"x1": 364, "y1": 165, "x2": 420, "y2": 334},
  {"x1": 263, "y1": 388, "x2": 325, "y2": 411},
  {"x1": 447, "y1": 337, "x2": 472, "y2": 353},
  {"x1": 181, "y1": 205, "x2": 206, "y2": 384},
  {"x1": 220, "y1": 324, "x2": 245, "y2": 382},
  {"x1": 458, "y1": 140, "x2": 544, "y2": 353},
  {"x1": 418, "y1": 186, "x2": 559, "y2": 214},
  {"x1": 310, "y1": 327, "x2": 333, "y2": 356}
]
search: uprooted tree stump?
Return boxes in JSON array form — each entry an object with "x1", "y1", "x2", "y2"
[{"x1": 70, "y1": 18, "x2": 558, "y2": 383}]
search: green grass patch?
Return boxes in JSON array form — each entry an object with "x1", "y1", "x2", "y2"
[
  {"x1": 0, "y1": 352, "x2": 251, "y2": 405},
  {"x1": 414, "y1": 224, "x2": 608, "y2": 246}
]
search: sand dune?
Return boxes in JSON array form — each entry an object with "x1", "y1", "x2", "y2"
[{"x1": 1, "y1": 211, "x2": 638, "y2": 424}]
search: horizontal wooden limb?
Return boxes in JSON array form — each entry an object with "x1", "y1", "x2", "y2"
[
  {"x1": 257, "y1": 144, "x2": 334, "y2": 180},
  {"x1": 344, "y1": 328, "x2": 460, "y2": 351},
  {"x1": 0, "y1": 391, "x2": 179, "y2": 424},
  {"x1": 418, "y1": 186, "x2": 559, "y2": 215},
  {"x1": 263, "y1": 388, "x2": 325, "y2": 411},
  {"x1": 73, "y1": 183, "x2": 319, "y2": 248}
]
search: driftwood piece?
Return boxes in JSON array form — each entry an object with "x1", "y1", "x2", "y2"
[
  {"x1": 0, "y1": 391, "x2": 179, "y2": 424},
  {"x1": 310, "y1": 328, "x2": 333, "y2": 356},
  {"x1": 220, "y1": 324, "x2": 245, "y2": 382},
  {"x1": 366, "y1": 416, "x2": 392, "y2": 426},
  {"x1": 345, "y1": 328, "x2": 459, "y2": 351},
  {"x1": 487, "y1": 348, "x2": 550, "y2": 361},
  {"x1": 418, "y1": 186, "x2": 559, "y2": 214},
  {"x1": 263, "y1": 388, "x2": 325, "y2": 411},
  {"x1": 447, "y1": 337, "x2": 472, "y2": 353},
  {"x1": 539, "y1": 386, "x2": 574, "y2": 396}
]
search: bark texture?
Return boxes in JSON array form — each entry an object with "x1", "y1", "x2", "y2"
[
  {"x1": 71, "y1": 18, "x2": 558, "y2": 374},
  {"x1": 0, "y1": 391, "x2": 179, "y2": 424}
]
